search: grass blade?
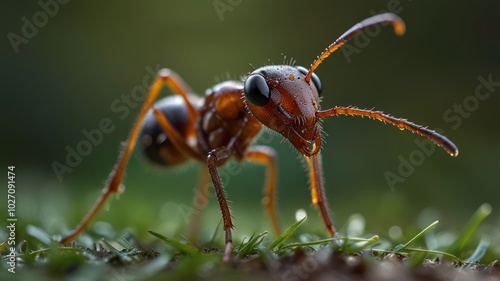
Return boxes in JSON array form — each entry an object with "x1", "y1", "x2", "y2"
[
  {"x1": 236, "y1": 231, "x2": 268, "y2": 258},
  {"x1": 343, "y1": 235, "x2": 380, "y2": 253},
  {"x1": 404, "y1": 248, "x2": 464, "y2": 263},
  {"x1": 26, "y1": 225, "x2": 53, "y2": 245},
  {"x1": 395, "y1": 220, "x2": 439, "y2": 251},
  {"x1": 149, "y1": 231, "x2": 201, "y2": 257},
  {"x1": 373, "y1": 248, "x2": 464, "y2": 263},
  {"x1": 279, "y1": 236, "x2": 379, "y2": 253},
  {"x1": 101, "y1": 239, "x2": 133, "y2": 264},
  {"x1": 279, "y1": 238, "x2": 337, "y2": 252},
  {"x1": 448, "y1": 203, "x2": 491, "y2": 254},
  {"x1": 268, "y1": 216, "x2": 307, "y2": 251},
  {"x1": 464, "y1": 238, "x2": 490, "y2": 262}
]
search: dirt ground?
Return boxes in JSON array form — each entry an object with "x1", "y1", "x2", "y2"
[{"x1": 232, "y1": 248, "x2": 500, "y2": 281}]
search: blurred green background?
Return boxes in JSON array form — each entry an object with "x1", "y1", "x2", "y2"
[{"x1": 1, "y1": 1, "x2": 499, "y2": 244}]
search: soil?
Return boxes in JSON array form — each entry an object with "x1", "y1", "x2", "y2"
[{"x1": 232, "y1": 247, "x2": 500, "y2": 281}]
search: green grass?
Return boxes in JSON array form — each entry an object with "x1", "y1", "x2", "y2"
[{"x1": 1, "y1": 203, "x2": 498, "y2": 280}]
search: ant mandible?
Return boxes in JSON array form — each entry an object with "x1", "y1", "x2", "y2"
[{"x1": 61, "y1": 13, "x2": 458, "y2": 262}]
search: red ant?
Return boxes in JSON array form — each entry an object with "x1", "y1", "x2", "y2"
[{"x1": 61, "y1": 13, "x2": 458, "y2": 262}]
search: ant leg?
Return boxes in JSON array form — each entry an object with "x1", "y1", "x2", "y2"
[
  {"x1": 316, "y1": 107, "x2": 459, "y2": 157},
  {"x1": 206, "y1": 147, "x2": 234, "y2": 262},
  {"x1": 244, "y1": 145, "x2": 281, "y2": 236},
  {"x1": 151, "y1": 107, "x2": 203, "y2": 161},
  {"x1": 61, "y1": 69, "x2": 198, "y2": 244},
  {"x1": 151, "y1": 107, "x2": 210, "y2": 240},
  {"x1": 187, "y1": 166, "x2": 210, "y2": 241},
  {"x1": 305, "y1": 153, "x2": 336, "y2": 237}
]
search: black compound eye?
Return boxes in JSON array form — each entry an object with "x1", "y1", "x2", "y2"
[
  {"x1": 297, "y1": 66, "x2": 322, "y2": 96},
  {"x1": 244, "y1": 74, "x2": 270, "y2": 106}
]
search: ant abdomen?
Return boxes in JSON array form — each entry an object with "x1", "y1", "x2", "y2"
[{"x1": 140, "y1": 96, "x2": 191, "y2": 166}]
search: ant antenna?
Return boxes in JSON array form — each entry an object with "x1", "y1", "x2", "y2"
[{"x1": 305, "y1": 13, "x2": 406, "y2": 83}]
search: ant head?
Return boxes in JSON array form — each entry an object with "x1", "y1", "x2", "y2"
[
  {"x1": 244, "y1": 65, "x2": 323, "y2": 156},
  {"x1": 243, "y1": 13, "x2": 405, "y2": 156}
]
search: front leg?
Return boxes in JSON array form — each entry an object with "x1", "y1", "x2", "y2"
[
  {"x1": 207, "y1": 147, "x2": 234, "y2": 263},
  {"x1": 305, "y1": 152, "x2": 336, "y2": 237}
]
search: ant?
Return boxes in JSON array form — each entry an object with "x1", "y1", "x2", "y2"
[{"x1": 61, "y1": 13, "x2": 458, "y2": 262}]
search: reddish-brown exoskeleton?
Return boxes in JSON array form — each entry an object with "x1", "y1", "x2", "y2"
[{"x1": 61, "y1": 13, "x2": 458, "y2": 261}]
